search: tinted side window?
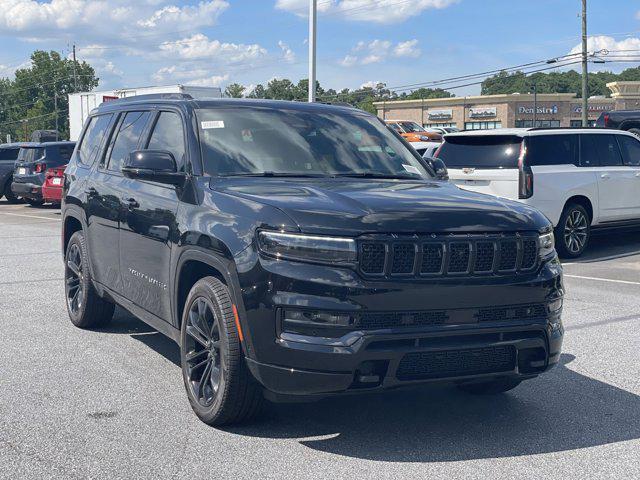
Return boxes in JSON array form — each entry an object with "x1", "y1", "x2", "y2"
[
  {"x1": 527, "y1": 134, "x2": 578, "y2": 166},
  {"x1": 0, "y1": 148, "x2": 19, "y2": 161},
  {"x1": 147, "y1": 112, "x2": 186, "y2": 172},
  {"x1": 593, "y1": 134, "x2": 623, "y2": 167},
  {"x1": 58, "y1": 145, "x2": 75, "y2": 162},
  {"x1": 107, "y1": 111, "x2": 151, "y2": 172},
  {"x1": 617, "y1": 135, "x2": 640, "y2": 167},
  {"x1": 78, "y1": 114, "x2": 113, "y2": 166},
  {"x1": 580, "y1": 135, "x2": 600, "y2": 167}
]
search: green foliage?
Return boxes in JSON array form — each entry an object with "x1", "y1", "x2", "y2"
[
  {"x1": 0, "y1": 50, "x2": 99, "y2": 142},
  {"x1": 224, "y1": 83, "x2": 246, "y2": 98},
  {"x1": 481, "y1": 67, "x2": 640, "y2": 97}
]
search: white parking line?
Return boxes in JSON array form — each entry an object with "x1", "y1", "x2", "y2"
[
  {"x1": 564, "y1": 274, "x2": 640, "y2": 286},
  {"x1": 0, "y1": 212, "x2": 59, "y2": 221}
]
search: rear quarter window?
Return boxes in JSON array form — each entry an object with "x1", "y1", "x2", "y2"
[
  {"x1": 0, "y1": 148, "x2": 19, "y2": 161},
  {"x1": 526, "y1": 134, "x2": 578, "y2": 166},
  {"x1": 437, "y1": 135, "x2": 522, "y2": 169}
]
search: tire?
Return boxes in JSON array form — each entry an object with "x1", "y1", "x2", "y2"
[
  {"x1": 457, "y1": 377, "x2": 522, "y2": 395},
  {"x1": 3, "y1": 179, "x2": 22, "y2": 203},
  {"x1": 180, "y1": 276, "x2": 263, "y2": 426},
  {"x1": 627, "y1": 128, "x2": 640, "y2": 138},
  {"x1": 26, "y1": 198, "x2": 45, "y2": 207},
  {"x1": 555, "y1": 203, "x2": 591, "y2": 258},
  {"x1": 64, "y1": 230, "x2": 115, "y2": 328}
]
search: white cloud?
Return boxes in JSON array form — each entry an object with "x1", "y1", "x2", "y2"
[
  {"x1": 152, "y1": 64, "x2": 229, "y2": 87},
  {"x1": 360, "y1": 80, "x2": 382, "y2": 89},
  {"x1": 275, "y1": 0, "x2": 459, "y2": 24},
  {"x1": 340, "y1": 39, "x2": 420, "y2": 66},
  {"x1": 394, "y1": 39, "x2": 421, "y2": 58},
  {"x1": 278, "y1": 40, "x2": 296, "y2": 63},
  {"x1": 569, "y1": 35, "x2": 640, "y2": 66},
  {"x1": 159, "y1": 34, "x2": 268, "y2": 63},
  {"x1": 137, "y1": 0, "x2": 228, "y2": 28}
]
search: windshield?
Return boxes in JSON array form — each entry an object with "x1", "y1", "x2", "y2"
[
  {"x1": 17, "y1": 147, "x2": 45, "y2": 163},
  {"x1": 197, "y1": 108, "x2": 432, "y2": 179},
  {"x1": 399, "y1": 121, "x2": 425, "y2": 133},
  {"x1": 437, "y1": 135, "x2": 523, "y2": 169}
]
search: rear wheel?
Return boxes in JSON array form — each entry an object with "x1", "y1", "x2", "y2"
[
  {"x1": 65, "y1": 230, "x2": 115, "y2": 328},
  {"x1": 26, "y1": 198, "x2": 44, "y2": 207},
  {"x1": 180, "y1": 277, "x2": 263, "y2": 426},
  {"x1": 3, "y1": 179, "x2": 21, "y2": 203},
  {"x1": 457, "y1": 377, "x2": 522, "y2": 394},
  {"x1": 555, "y1": 203, "x2": 590, "y2": 258}
]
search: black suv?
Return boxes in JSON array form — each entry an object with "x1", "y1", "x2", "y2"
[
  {"x1": 12, "y1": 141, "x2": 75, "y2": 205},
  {"x1": 0, "y1": 143, "x2": 22, "y2": 203},
  {"x1": 61, "y1": 94, "x2": 564, "y2": 426}
]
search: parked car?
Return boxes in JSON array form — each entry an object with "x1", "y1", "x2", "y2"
[
  {"x1": 42, "y1": 165, "x2": 67, "y2": 205},
  {"x1": 436, "y1": 128, "x2": 640, "y2": 257},
  {"x1": 428, "y1": 126, "x2": 460, "y2": 135},
  {"x1": 0, "y1": 143, "x2": 22, "y2": 203},
  {"x1": 12, "y1": 141, "x2": 75, "y2": 205},
  {"x1": 385, "y1": 119, "x2": 443, "y2": 155},
  {"x1": 596, "y1": 110, "x2": 640, "y2": 136},
  {"x1": 62, "y1": 94, "x2": 563, "y2": 426}
]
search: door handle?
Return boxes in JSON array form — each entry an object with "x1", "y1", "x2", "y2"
[
  {"x1": 85, "y1": 187, "x2": 97, "y2": 195},
  {"x1": 124, "y1": 197, "x2": 139, "y2": 209},
  {"x1": 601, "y1": 173, "x2": 610, "y2": 180},
  {"x1": 635, "y1": 172, "x2": 640, "y2": 178}
]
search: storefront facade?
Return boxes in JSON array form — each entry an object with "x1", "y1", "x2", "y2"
[{"x1": 374, "y1": 81, "x2": 640, "y2": 130}]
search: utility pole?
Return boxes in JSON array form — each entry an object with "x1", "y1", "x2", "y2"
[
  {"x1": 54, "y1": 92, "x2": 59, "y2": 140},
  {"x1": 308, "y1": 0, "x2": 317, "y2": 103},
  {"x1": 581, "y1": 0, "x2": 588, "y2": 127},
  {"x1": 533, "y1": 82, "x2": 538, "y2": 127},
  {"x1": 72, "y1": 44, "x2": 79, "y2": 92}
]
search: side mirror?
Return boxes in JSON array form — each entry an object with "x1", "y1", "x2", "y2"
[
  {"x1": 122, "y1": 150, "x2": 185, "y2": 186},
  {"x1": 424, "y1": 156, "x2": 449, "y2": 180}
]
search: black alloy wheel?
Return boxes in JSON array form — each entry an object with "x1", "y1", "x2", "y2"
[
  {"x1": 66, "y1": 242, "x2": 85, "y2": 316},
  {"x1": 64, "y1": 230, "x2": 114, "y2": 328},
  {"x1": 184, "y1": 297, "x2": 224, "y2": 408}
]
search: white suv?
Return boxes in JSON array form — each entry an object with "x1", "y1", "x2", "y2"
[{"x1": 436, "y1": 128, "x2": 640, "y2": 257}]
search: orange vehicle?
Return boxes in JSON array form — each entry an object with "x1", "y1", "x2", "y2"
[{"x1": 385, "y1": 120, "x2": 443, "y2": 143}]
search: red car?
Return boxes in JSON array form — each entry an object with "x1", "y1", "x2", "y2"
[{"x1": 41, "y1": 165, "x2": 66, "y2": 204}]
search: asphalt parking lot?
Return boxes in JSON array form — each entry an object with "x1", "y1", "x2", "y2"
[{"x1": 1, "y1": 200, "x2": 639, "y2": 480}]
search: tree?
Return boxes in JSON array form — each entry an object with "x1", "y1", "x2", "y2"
[
  {"x1": 224, "y1": 83, "x2": 245, "y2": 98},
  {"x1": 0, "y1": 50, "x2": 99, "y2": 141},
  {"x1": 247, "y1": 84, "x2": 266, "y2": 99}
]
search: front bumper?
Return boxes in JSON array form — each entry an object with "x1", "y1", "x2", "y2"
[
  {"x1": 235, "y1": 251, "x2": 564, "y2": 398},
  {"x1": 11, "y1": 181, "x2": 42, "y2": 201}
]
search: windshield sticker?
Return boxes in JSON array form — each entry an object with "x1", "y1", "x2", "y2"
[
  {"x1": 402, "y1": 164, "x2": 421, "y2": 175},
  {"x1": 201, "y1": 120, "x2": 225, "y2": 129}
]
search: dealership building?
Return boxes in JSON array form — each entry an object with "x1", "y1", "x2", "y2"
[{"x1": 374, "y1": 81, "x2": 640, "y2": 130}]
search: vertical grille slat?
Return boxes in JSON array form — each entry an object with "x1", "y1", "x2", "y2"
[{"x1": 359, "y1": 235, "x2": 538, "y2": 278}]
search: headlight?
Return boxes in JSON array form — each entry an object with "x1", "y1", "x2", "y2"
[
  {"x1": 538, "y1": 231, "x2": 555, "y2": 258},
  {"x1": 257, "y1": 231, "x2": 357, "y2": 265}
]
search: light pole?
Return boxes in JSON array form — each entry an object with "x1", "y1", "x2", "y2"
[
  {"x1": 308, "y1": 0, "x2": 317, "y2": 103},
  {"x1": 533, "y1": 82, "x2": 538, "y2": 127},
  {"x1": 581, "y1": 0, "x2": 588, "y2": 126}
]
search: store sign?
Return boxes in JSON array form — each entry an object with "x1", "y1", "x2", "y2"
[
  {"x1": 427, "y1": 109, "x2": 453, "y2": 120},
  {"x1": 518, "y1": 104, "x2": 559, "y2": 115},
  {"x1": 572, "y1": 104, "x2": 613, "y2": 114},
  {"x1": 102, "y1": 95, "x2": 118, "y2": 102},
  {"x1": 468, "y1": 107, "x2": 497, "y2": 118}
]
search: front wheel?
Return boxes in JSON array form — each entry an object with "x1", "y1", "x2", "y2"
[
  {"x1": 555, "y1": 203, "x2": 590, "y2": 258},
  {"x1": 457, "y1": 377, "x2": 522, "y2": 394},
  {"x1": 65, "y1": 231, "x2": 115, "y2": 328},
  {"x1": 180, "y1": 277, "x2": 263, "y2": 426},
  {"x1": 3, "y1": 179, "x2": 22, "y2": 203}
]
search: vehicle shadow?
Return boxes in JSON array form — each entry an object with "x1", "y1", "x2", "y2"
[
  {"x1": 565, "y1": 229, "x2": 640, "y2": 263},
  {"x1": 103, "y1": 310, "x2": 640, "y2": 463}
]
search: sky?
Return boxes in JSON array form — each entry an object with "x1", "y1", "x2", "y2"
[{"x1": 0, "y1": 0, "x2": 639, "y2": 96}]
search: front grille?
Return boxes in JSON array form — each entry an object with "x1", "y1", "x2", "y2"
[
  {"x1": 396, "y1": 345, "x2": 516, "y2": 380},
  {"x1": 476, "y1": 303, "x2": 546, "y2": 323},
  {"x1": 359, "y1": 234, "x2": 538, "y2": 278},
  {"x1": 357, "y1": 310, "x2": 448, "y2": 330}
]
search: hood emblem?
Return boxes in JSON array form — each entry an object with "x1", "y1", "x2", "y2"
[{"x1": 463, "y1": 168, "x2": 475, "y2": 174}]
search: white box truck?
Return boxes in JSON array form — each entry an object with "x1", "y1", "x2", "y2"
[{"x1": 68, "y1": 85, "x2": 223, "y2": 140}]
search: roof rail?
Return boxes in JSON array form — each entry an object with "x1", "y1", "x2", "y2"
[
  {"x1": 105, "y1": 93, "x2": 194, "y2": 105},
  {"x1": 527, "y1": 126, "x2": 598, "y2": 131}
]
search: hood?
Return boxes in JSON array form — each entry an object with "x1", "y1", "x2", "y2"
[{"x1": 213, "y1": 178, "x2": 550, "y2": 236}]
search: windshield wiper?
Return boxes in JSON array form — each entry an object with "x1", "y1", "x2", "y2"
[
  {"x1": 222, "y1": 171, "x2": 329, "y2": 178},
  {"x1": 332, "y1": 172, "x2": 420, "y2": 180}
]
